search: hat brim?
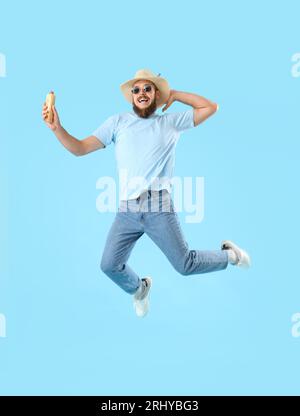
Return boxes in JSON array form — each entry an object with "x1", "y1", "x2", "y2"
[{"x1": 120, "y1": 76, "x2": 170, "y2": 109}]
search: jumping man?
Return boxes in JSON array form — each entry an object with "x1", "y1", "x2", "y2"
[{"x1": 42, "y1": 69, "x2": 251, "y2": 318}]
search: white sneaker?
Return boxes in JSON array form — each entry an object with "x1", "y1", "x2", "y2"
[
  {"x1": 133, "y1": 277, "x2": 152, "y2": 318},
  {"x1": 221, "y1": 240, "x2": 251, "y2": 268}
]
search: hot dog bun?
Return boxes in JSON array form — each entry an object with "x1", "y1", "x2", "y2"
[{"x1": 45, "y1": 91, "x2": 56, "y2": 123}]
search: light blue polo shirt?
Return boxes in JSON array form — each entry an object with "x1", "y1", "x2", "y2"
[{"x1": 92, "y1": 109, "x2": 195, "y2": 200}]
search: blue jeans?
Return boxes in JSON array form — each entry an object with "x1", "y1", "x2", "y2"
[{"x1": 100, "y1": 190, "x2": 229, "y2": 295}]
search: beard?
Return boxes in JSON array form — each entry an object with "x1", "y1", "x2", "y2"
[{"x1": 132, "y1": 97, "x2": 157, "y2": 118}]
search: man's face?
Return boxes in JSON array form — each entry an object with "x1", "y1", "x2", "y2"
[{"x1": 131, "y1": 79, "x2": 160, "y2": 118}]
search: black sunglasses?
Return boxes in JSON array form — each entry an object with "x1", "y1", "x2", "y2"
[{"x1": 131, "y1": 85, "x2": 154, "y2": 95}]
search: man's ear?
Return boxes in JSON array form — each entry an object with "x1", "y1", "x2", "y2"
[{"x1": 156, "y1": 89, "x2": 161, "y2": 99}]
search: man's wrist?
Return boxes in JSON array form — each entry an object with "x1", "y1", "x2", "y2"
[
  {"x1": 172, "y1": 90, "x2": 185, "y2": 102},
  {"x1": 53, "y1": 124, "x2": 64, "y2": 134},
  {"x1": 172, "y1": 90, "x2": 180, "y2": 101}
]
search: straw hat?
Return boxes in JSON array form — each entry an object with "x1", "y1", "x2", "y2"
[{"x1": 120, "y1": 69, "x2": 170, "y2": 108}]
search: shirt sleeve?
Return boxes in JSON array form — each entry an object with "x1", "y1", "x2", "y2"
[
  {"x1": 165, "y1": 108, "x2": 195, "y2": 132},
  {"x1": 92, "y1": 114, "x2": 119, "y2": 147}
]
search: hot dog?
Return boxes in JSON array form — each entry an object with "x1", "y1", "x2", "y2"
[{"x1": 45, "y1": 91, "x2": 56, "y2": 123}]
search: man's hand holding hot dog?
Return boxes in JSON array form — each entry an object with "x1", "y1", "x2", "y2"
[{"x1": 42, "y1": 102, "x2": 61, "y2": 131}]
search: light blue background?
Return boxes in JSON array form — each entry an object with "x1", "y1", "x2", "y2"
[{"x1": 0, "y1": 0, "x2": 299, "y2": 395}]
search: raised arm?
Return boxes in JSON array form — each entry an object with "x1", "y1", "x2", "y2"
[
  {"x1": 42, "y1": 103, "x2": 105, "y2": 156},
  {"x1": 162, "y1": 90, "x2": 218, "y2": 127}
]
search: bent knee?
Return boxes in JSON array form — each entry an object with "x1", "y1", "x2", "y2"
[
  {"x1": 100, "y1": 259, "x2": 114, "y2": 274},
  {"x1": 100, "y1": 258, "x2": 123, "y2": 275},
  {"x1": 173, "y1": 262, "x2": 189, "y2": 276}
]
